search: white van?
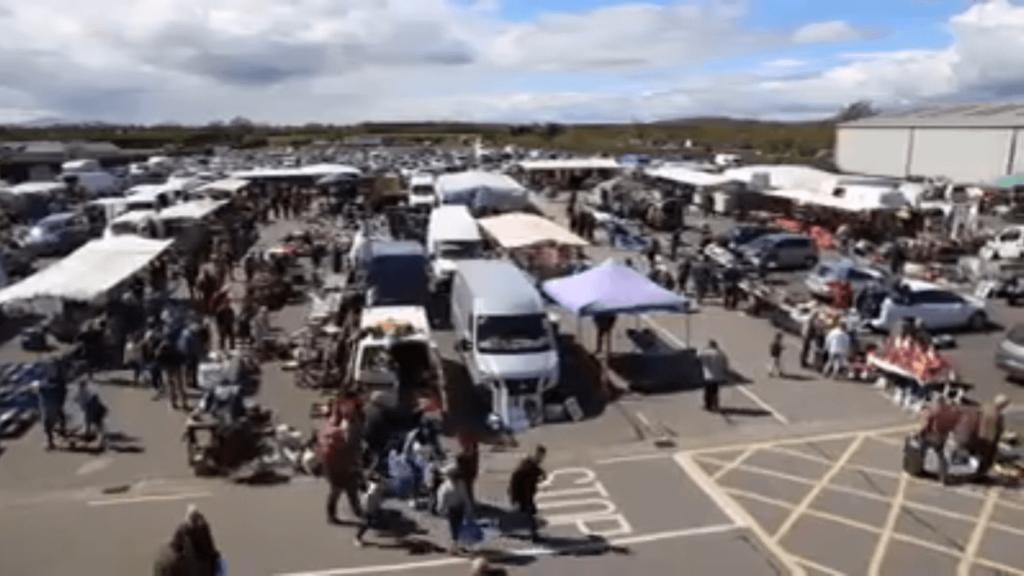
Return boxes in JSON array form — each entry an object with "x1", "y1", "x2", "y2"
[
  {"x1": 408, "y1": 173, "x2": 437, "y2": 209},
  {"x1": 980, "y1": 226, "x2": 1024, "y2": 260},
  {"x1": 450, "y1": 260, "x2": 559, "y2": 424},
  {"x1": 427, "y1": 205, "x2": 483, "y2": 289}
]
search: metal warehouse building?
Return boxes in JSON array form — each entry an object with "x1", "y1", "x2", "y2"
[{"x1": 835, "y1": 103, "x2": 1024, "y2": 183}]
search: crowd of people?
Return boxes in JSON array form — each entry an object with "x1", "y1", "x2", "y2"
[{"x1": 313, "y1": 390, "x2": 550, "y2": 555}]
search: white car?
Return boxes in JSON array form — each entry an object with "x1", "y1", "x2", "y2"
[
  {"x1": 980, "y1": 226, "x2": 1024, "y2": 260},
  {"x1": 870, "y1": 280, "x2": 989, "y2": 332}
]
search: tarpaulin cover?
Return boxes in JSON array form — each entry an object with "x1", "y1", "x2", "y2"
[
  {"x1": 0, "y1": 235, "x2": 173, "y2": 305},
  {"x1": 478, "y1": 213, "x2": 587, "y2": 249},
  {"x1": 541, "y1": 260, "x2": 690, "y2": 316}
]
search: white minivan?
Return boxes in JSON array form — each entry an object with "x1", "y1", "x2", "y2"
[
  {"x1": 450, "y1": 260, "x2": 559, "y2": 421},
  {"x1": 408, "y1": 173, "x2": 437, "y2": 209},
  {"x1": 427, "y1": 205, "x2": 483, "y2": 290}
]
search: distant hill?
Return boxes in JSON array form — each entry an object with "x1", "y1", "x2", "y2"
[{"x1": 12, "y1": 116, "x2": 73, "y2": 128}]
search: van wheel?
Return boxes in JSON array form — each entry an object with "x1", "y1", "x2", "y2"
[
  {"x1": 968, "y1": 312, "x2": 987, "y2": 331},
  {"x1": 803, "y1": 256, "x2": 818, "y2": 268}
]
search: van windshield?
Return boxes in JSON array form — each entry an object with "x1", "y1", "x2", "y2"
[
  {"x1": 438, "y1": 241, "x2": 480, "y2": 259},
  {"x1": 412, "y1": 185, "x2": 434, "y2": 197},
  {"x1": 476, "y1": 314, "x2": 551, "y2": 354}
]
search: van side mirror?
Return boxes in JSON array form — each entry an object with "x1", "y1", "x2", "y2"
[{"x1": 455, "y1": 338, "x2": 471, "y2": 353}]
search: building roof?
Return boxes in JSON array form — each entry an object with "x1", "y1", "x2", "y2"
[{"x1": 840, "y1": 103, "x2": 1024, "y2": 128}]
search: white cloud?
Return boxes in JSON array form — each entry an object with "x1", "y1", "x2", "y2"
[
  {"x1": 793, "y1": 20, "x2": 865, "y2": 44},
  {"x1": 0, "y1": 0, "x2": 1023, "y2": 123}
]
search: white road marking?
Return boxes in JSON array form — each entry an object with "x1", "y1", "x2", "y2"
[
  {"x1": 275, "y1": 524, "x2": 743, "y2": 576},
  {"x1": 595, "y1": 452, "x2": 670, "y2": 465},
  {"x1": 75, "y1": 458, "x2": 113, "y2": 476},
  {"x1": 87, "y1": 492, "x2": 213, "y2": 507},
  {"x1": 641, "y1": 314, "x2": 790, "y2": 425},
  {"x1": 868, "y1": 471, "x2": 908, "y2": 576}
]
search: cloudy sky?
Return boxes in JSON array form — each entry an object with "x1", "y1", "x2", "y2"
[{"x1": 1, "y1": 0, "x2": 1022, "y2": 124}]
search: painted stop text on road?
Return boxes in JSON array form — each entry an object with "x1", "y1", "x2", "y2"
[{"x1": 535, "y1": 467, "x2": 633, "y2": 538}]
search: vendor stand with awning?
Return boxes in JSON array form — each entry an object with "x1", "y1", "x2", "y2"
[
  {"x1": 0, "y1": 235, "x2": 173, "y2": 314},
  {"x1": 436, "y1": 171, "x2": 530, "y2": 215},
  {"x1": 477, "y1": 213, "x2": 588, "y2": 279},
  {"x1": 644, "y1": 166, "x2": 745, "y2": 216},
  {"x1": 194, "y1": 178, "x2": 250, "y2": 200},
  {"x1": 542, "y1": 260, "x2": 694, "y2": 393},
  {"x1": 514, "y1": 158, "x2": 622, "y2": 190}
]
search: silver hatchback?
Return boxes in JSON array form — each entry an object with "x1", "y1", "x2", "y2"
[{"x1": 740, "y1": 233, "x2": 819, "y2": 270}]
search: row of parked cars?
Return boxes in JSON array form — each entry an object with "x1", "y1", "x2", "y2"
[{"x1": 712, "y1": 224, "x2": 991, "y2": 334}]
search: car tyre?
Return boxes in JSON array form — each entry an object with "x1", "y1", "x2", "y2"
[
  {"x1": 968, "y1": 312, "x2": 988, "y2": 331},
  {"x1": 804, "y1": 255, "x2": 818, "y2": 269}
]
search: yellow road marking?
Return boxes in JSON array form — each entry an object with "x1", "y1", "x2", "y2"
[
  {"x1": 958, "y1": 488, "x2": 1000, "y2": 576},
  {"x1": 791, "y1": 556, "x2": 846, "y2": 576},
  {"x1": 711, "y1": 447, "x2": 756, "y2": 482},
  {"x1": 674, "y1": 453, "x2": 807, "y2": 576},
  {"x1": 774, "y1": 435, "x2": 866, "y2": 542},
  {"x1": 687, "y1": 424, "x2": 916, "y2": 457},
  {"x1": 868, "y1": 471, "x2": 908, "y2": 576}
]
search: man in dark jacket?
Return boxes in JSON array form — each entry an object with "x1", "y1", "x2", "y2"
[{"x1": 509, "y1": 445, "x2": 547, "y2": 542}]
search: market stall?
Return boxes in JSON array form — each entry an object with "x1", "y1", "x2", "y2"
[
  {"x1": 867, "y1": 335, "x2": 963, "y2": 410},
  {"x1": 542, "y1": 260, "x2": 694, "y2": 393},
  {"x1": 477, "y1": 213, "x2": 588, "y2": 279},
  {"x1": 436, "y1": 171, "x2": 530, "y2": 215},
  {"x1": 0, "y1": 235, "x2": 173, "y2": 309}
]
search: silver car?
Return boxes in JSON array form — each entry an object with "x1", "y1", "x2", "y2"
[
  {"x1": 805, "y1": 259, "x2": 888, "y2": 298},
  {"x1": 740, "y1": 233, "x2": 818, "y2": 270}
]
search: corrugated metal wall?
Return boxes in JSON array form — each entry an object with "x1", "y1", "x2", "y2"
[
  {"x1": 1012, "y1": 129, "x2": 1024, "y2": 176},
  {"x1": 835, "y1": 127, "x2": 911, "y2": 177},
  {"x1": 909, "y1": 128, "x2": 1014, "y2": 183}
]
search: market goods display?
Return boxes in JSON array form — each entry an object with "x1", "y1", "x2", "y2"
[{"x1": 869, "y1": 336, "x2": 956, "y2": 384}]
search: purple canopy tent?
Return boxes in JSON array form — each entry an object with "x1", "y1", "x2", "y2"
[{"x1": 541, "y1": 260, "x2": 693, "y2": 346}]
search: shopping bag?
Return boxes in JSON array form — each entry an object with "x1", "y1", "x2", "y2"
[
  {"x1": 387, "y1": 451, "x2": 416, "y2": 498},
  {"x1": 458, "y1": 514, "x2": 484, "y2": 547}
]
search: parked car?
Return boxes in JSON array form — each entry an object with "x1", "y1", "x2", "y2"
[
  {"x1": 721, "y1": 224, "x2": 782, "y2": 252},
  {"x1": 22, "y1": 212, "x2": 91, "y2": 257},
  {"x1": 805, "y1": 259, "x2": 888, "y2": 298},
  {"x1": 869, "y1": 280, "x2": 988, "y2": 332},
  {"x1": 739, "y1": 233, "x2": 818, "y2": 270},
  {"x1": 995, "y1": 323, "x2": 1024, "y2": 380},
  {"x1": 979, "y1": 226, "x2": 1024, "y2": 260}
]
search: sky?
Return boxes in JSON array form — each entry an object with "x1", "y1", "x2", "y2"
[{"x1": 0, "y1": 0, "x2": 1023, "y2": 124}]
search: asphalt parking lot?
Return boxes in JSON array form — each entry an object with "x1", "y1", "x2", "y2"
[{"x1": 682, "y1": 424, "x2": 1024, "y2": 575}]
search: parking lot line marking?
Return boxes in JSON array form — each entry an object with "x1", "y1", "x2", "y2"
[
  {"x1": 868, "y1": 471, "x2": 908, "y2": 576},
  {"x1": 958, "y1": 488, "x2": 1000, "y2": 576},
  {"x1": 973, "y1": 557, "x2": 1024, "y2": 576},
  {"x1": 674, "y1": 453, "x2": 807, "y2": 576},
  {"x1": 640, "y1": 313, "x2": 790, "y2": 424},
  {"x1": 792, "y1": 555, "x2": 845, "y2": 576},
  {"x1": 722, "y1": 487, "x2": 883, "y2": 536},
  {"x1": 595, "y1": 452, "x2": 670, "y2": 465},
  {"x1": 686, "y1": 424, "x2": 917, "y2": 456},
  {"x1": 773, "y1": 435, "x2": 865, "y2": 542},
  {"x1": 86, "y1": 492, "x2": 212, "y2": 507},
  {"x1": 695, "y1": 455, "x2": 822, "y2": 487},
  {"x1": 275, "y1": 524, "x2": 744, "y2": 576},
  {"x1": 865, "y1": 434, "x2": 903, "y2": 448},
  {"x1": 712, "y1": 447, "x2": 756, "y2": 481}
]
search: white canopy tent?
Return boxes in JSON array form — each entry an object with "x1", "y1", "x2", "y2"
[
  {"x1": 231, "y1": 163, "x2": 361, "y2": 180},
  {"x1": 645, "y1": 166, "x2": 739, "y2": 188},
  {"x1": 436, "y1": 171, "x2": 529, "y2": 212},
  {"x1": 0, "y1": 236, "x2": 173, "y2": 305},
  {"x1": 518, "y1": 158, "x2": 622, "y2": 171},
  {"x1": 158, "y1": 199, "x2": 228, "y2": 220},
  {"x1": 478, "y1": 213, "x2": 588, "y2": 249},
  {"x1": 763, "y1": 187, "x2": 908, "y2": 212},
  {"x1": 195, "y1": 178, "x2": 249, "y2": 197}
]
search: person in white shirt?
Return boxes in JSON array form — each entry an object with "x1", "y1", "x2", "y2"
[{"x1": 823, "y1": 325, "x2": 851, "y2": 379}]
